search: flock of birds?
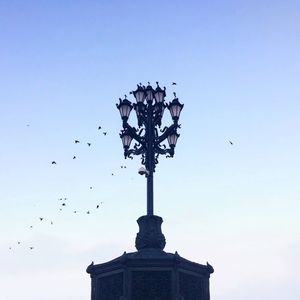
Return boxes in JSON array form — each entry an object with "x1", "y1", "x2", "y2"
[
  {"x1": 9, "y1": 195, "x2": 106, "y2": 251},
  {"x1": 8, "y1": 124, "x2": 129, "y2": 252},
  {"x1": 51, "y1": 126, "x2": 107, "y2": 165}
]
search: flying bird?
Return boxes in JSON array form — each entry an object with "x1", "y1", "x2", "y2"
[
  {"x1": 39, "y1": 218, "x2": 43, "y2": 221},
  {"x1": 62, "y1": 203, "x2": 66, "y2": 206},
  {"x1": 30, "y1": 225, "x2": 33, "y2": 228},
  {"x1": 51, "y1": 221, "x2": 53, "y2": 225},
  {"x1": 73, "y1": 210, "x2": 78, "y2": 213},
  {"x1": 87, "y1": 143, "x2": 91, "y2": 147},
  {"x1": 59, "y1": 198, "x2": 63, "y2": 201},
  {"x1": 17, "y1": 242, "x2": 21, "y2": 245},
  {"x1": 98, "y1": 126, "x2": 102, "y2": 130},
  {"x1": 90, "y1": 186, "x2": 93, "y2": 189},
  {"x1": 96, "y1": 205, "x2": 99, "y2": 209},
  {"x1": 86, "y1": 211, "x2": 90, "y2": 214},
  {"x1": 229, "y1": 140, "x2": 233, "y2": 145},
  {"x1": 172, "y1": 82, "x2": 177, "y2": 85},
  {"x1": 29, "y1": 247, "x2": 34, "y2": 250},
  {"x1": 51, "y1": 161, "x2": 57, "y2": 165},
  {"x1": 111, "y1": 173, "x2": 114, "y2": 176},
  {"x1": 103, "y1": 132, "x2": 107, "y2": 136},
  {"x1": 75, "y1": 140, "x2": 80, "y2": 143},
  {"x1": 73, "y1": 156, "x2": 76, "y2": 159}
]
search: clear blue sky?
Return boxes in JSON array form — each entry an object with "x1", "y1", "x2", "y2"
[{"x1": 0, "y1": 1, "x2": 299, "y2": 299}]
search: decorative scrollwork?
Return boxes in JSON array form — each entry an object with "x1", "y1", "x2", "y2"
[{"x1": 160, "y1": 126, "x2": 168, "y2": 133}]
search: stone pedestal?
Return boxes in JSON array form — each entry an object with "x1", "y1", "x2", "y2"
[
  {"x1": 135, "y1": 215, "x2": 166, "y2": 250},
  {"x1": 87, "y1": 215, "x2": 213, "y2": 300}
]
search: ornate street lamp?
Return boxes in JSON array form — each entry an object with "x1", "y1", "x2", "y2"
[
  {"x1": 87, "y1": 83, "x2": 213, "y2": 300},
  {"x1": 116, "y1": 82, "x2": 184, "y2": 216}
]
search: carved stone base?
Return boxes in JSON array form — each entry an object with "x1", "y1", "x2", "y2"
[{"x1": 135, "y1": 215, "x2": 166, "y2": 251}]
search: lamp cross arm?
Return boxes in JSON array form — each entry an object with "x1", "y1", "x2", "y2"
[
  {"x1": 123, "y1": 122, "x2": 144, "y2": 145},
  {"x1": 155, "y1": 123, "x2": 177, "y2": 145}
]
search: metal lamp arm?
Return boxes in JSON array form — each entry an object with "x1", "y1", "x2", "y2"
[
  {"x1": 155, "y1": 123, "x2": 177, "y2": 145},
  {"x1": 155, "y1": 144, "x2": 168, "y2": 155},
  {"x1": 123, "y1": 122, "x2": 144, "y2": 144},
  {"x1": 125, "y1": 144, "x2": 145, "y2": 159},
  {"x1": 155, "y1": 144, "x2": 175, "y2": 157}
]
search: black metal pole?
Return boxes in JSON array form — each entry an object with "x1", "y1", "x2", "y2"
[
  {"x1": 146, "y1": 102, "x2": 154, "y2": 216},
  {"x1": 147, "y1": 172, "x2": 153, "y2": 215}
]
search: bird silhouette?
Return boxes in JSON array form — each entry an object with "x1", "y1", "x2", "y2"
[
  {"x1": 30, "y1": 225, "x2": 33, "y2": 228},
  {"x1": 111, "y1": 173, "x2": 114, "y2": 176},
  {"x1": 51, "y1": 221, "x2": 53, "y2": 225},
  {"x1": 98, "y1": 126, "x2": 102, "y2": 130},
  {"x1": 62, "y1": 203, "x2": 66, "y2": 206},
  {"x1": 86, "y1": 211, "x2": 90, "y2": 214},
  {"x1": 229, "y1": 140, "x2": 233, "y2": 145},
  {"x1": 96, "y1": 205, "x2": 99, "y2": 209},
  {"x1": 39, "y1": 218, "x2": 43, "y2": 221},
  {"x1": 59, "y1": 198, "x2": 63, "y2": 201},
  {"x1": 29, "y1": 247, "x2": 34, "y2": 250},
  {"x1": 87, "y1": 143, "x2": 91, "y2": 147},
  {"x1": 172, "y1": 82, "x2": 177, "y2": 85},
  {"x1": 73, "y1": 156, "x2": 76, "y2": 159},
  {"x1": 17, "y1": 242, "x2": 21, "y2": 245},
  {"x1": 75, "y1": 140, "x2": 80, "y2": 143},
  {"x1": 90, "y1": 186, "x2": 93, "y2": 189},
  {"x1": 73, "y1": 210, "x2": 78, "y2": 213},
  {"x1": 64, "y1": 197, "x2": 67, "y2": 200},
  {"x1": 103, "y1": 132, "x2": 107, "y2": 136},
  {"x1": 51, "y1": 161, "x2": 57, "y2": 165}
]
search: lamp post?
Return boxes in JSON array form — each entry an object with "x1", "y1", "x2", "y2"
[
  {"x1": 87, "y1": 87, "x2": 213, "y2": 300},
  {"x1": 116, "y1": 82, "x2": 184, "y2": 216}
]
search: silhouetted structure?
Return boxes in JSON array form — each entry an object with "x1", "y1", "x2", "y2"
[{"x1": 87, "y1": 83, "x2": 213, "y2": 299}]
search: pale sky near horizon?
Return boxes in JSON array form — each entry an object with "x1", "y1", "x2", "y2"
[{"x1": 0, "y1": 1, "x2": 300, "y2": 299}]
